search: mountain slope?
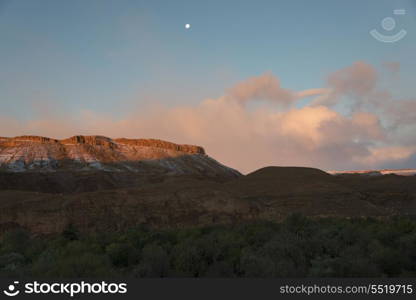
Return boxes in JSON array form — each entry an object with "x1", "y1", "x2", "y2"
[
  {"x1": 2, "y1": 166, "x2": 416, "y2": 235},
  {"x1": 1, "y1": 137, "x2": 416, "y2": 235},
  {"x1": 0, "y1": 135, "x2": 240, "y2": 177}
]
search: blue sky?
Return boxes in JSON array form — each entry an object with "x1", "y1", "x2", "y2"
[
  {"x1": 0, "y1": 0, "x2": 415, "y2": 171},
  {"x1": 1, "y1": 0, "x2": 415, "y2": 119}
]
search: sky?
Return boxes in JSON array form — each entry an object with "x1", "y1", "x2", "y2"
[{"x1": 0, "y1": 0, "x2": 415, "y2": 173}]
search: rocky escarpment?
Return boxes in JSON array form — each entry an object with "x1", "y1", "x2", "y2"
[
  {"x1": 0, "y1": 135, "x2": 238, "y2": 177},
  {"x1": 0, "y1": 135, "x2": 205, "y2": 154}
]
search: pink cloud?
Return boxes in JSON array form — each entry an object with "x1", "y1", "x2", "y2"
[
  {"x1": 226, "y1": 72, "x2": 295, "y2": 105},
  {"x1": 312, "y1": 61, "x2": 378, "y2": 108},
  {"x1": 382, "y1": 61, "x2": 400, "y2": 74},
  {"x1": 328, "y1": 61, "x2": 377, "y2": 97}
]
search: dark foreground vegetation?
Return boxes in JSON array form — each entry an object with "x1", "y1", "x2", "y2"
[{"x1": 1, "y1": 215, "x2": 416, "y2": 278}]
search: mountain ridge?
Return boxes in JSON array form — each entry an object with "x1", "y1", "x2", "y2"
[
  {"x1": 0, "y1": 135, "x2": 205, "y2": 154},
  {"x1": 328, "y1": 169, "x2": 416, "y2": 176},
  {"x1": 0, "y1": 135, "x2": 241, "y2": 177}
]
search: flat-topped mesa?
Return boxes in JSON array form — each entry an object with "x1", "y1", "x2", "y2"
[
  {"x1": 60, "y1": 136, "x2": 205, "y2": 154},
  {"x1": 0, "y1": 135, "x2": 110, "y2": 147},
  {"x1": 0, "y1": 135, "x2": 59, "y2": 146},
  {"x1": 1, "y1": 135, "x2": 108, "y2": 144},
  {"x1": 13, "y1": 135, "x2": 59, "y2": 143},
  {"x1": 0, "y1": 134, "x2": 230, "y2": 175},
  {"x1": 115, "y1": 138, "x2": 205, "y2": 155},
  {"x1": 60, "y1": 135, "x2": 115, "y2": 147},
  {"x1": 0, "y1": 135, "x2": 205, "y2": 154}
]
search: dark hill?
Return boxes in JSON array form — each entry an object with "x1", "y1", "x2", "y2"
[
  {"x1": 226, "y1": 166, "x2": 347, "y2": 196},
  {"x1": 246, "y1": 166, "x2": 331, "y2": 179},
  {"x1": 1, "y1": 144, "x2": 416, "y2": 234}
]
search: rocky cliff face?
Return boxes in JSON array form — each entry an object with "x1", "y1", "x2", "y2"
[{"x1": 0, "y1": 135, "x2": 239, "y2": 177}]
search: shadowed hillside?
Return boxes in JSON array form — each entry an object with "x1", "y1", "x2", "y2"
[{"x1": 1, "y1": 164, "x2": 415, "y2": 235}]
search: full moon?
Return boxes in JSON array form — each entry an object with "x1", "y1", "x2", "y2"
[{"x1": 185, "y1": 23, "x2": 191, "y2": 29}]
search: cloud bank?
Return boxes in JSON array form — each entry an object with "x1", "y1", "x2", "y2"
[{"x1": 1, "y1": 61, "x2": 415, "y2": 173}]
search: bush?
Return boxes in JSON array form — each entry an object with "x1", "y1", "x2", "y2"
[{"x1": 1, "y1": 216, "x2": 416, "y2": 278}]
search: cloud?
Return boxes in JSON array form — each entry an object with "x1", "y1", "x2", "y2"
[
  {"x1": 353, "y1": 146, "x2": 416, "y2": 167},
  {"x1": 328, "y1": 61, "x2": 377, "y2": 98},
  {"x1": 225, "y1": 73, "x2": 329, "y2": 106},
  {"x1": 382, "y1": 61, "x2": 400, "y2": 74},
  {"x1": 296, "y1": 88, "x2": 330, "y2": 99},
  {"x1": 226, "y1": 72, "x2": 295, "y2": 105},
  {"x1": 0, "y1": 63, "x2": 415, "y2": 173},
  {"x1": 385, "y1": 99, "x2": 416, "y2": 127},
  {"x1": 311, "y1": 61, "x2": 378, "y2": 108}
]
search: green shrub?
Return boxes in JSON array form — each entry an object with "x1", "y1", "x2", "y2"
[{"x1": 1, "y1": 216, "x2": 416, "y2": 278}]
